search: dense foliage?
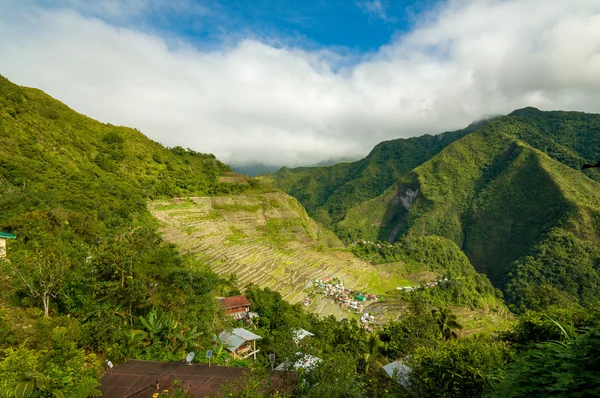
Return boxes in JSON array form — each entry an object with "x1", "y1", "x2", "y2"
[
  {"x1": 351, "y1": 236, "x2": 502, "y2": 308},
  {"x1": 270, "y1": 120, "x2": 491, "y2": 225},
  {"x1": 276, "y1": 107, "x2": 600, "y2": 312},
  {"x1": 0, "y1": 75, "x2": 247, "y2": 395},
  {"x1": 1, "y1": 76, "x2": 599, "y2": 397}
]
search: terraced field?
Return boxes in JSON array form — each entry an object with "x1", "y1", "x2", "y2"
[{"x1": 149, "y1": 193, "x2": 411, "y2": 318}]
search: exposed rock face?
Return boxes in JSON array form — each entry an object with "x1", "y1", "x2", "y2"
[{"x1": 400, "y1": 188, "x2": 419, "y2": 210}]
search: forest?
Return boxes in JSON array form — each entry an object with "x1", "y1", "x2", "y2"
[{"x1": 0, "y1": 74, "x2": 599, "y2": 397}]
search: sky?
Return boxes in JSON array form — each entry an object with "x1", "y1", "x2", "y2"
[{"x1": 1, "y1": 0, "x2": 600, "y2": 167}]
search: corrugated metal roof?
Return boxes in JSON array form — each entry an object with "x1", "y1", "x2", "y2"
[
  {"x1": 274, "y1": 352, "x2": 321, "y2": 371},
  {"x1": 383, "y1": 360, "x2": 411, "y2": 387},
  {"x1": 219, "y1": 333, "x2": 245, "y2": 352},
  {"x1": 218, "y1": 328, "x2": 262, "y2": 352},
  {"x1": 99, "y1": 360, "x2": 295, "y2": 397},
  {"x1": 232, "y1": 328, "x2": 262, "y2": 341},
  {"x1": 292, "y1": 329, "x2": 314, "y2": 344},
  {"x1": 218, "y1": 295, "x2": 251, "y2": 309}
]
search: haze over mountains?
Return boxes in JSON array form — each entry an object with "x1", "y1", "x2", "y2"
[{"x1": 2, "y1": 1, "x2": 600, "y2": 167}]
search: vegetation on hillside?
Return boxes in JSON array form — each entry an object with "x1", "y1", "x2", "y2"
[
  {"x1": 1, "y1": 75, "x2": 599, "y2": 397},
  {"x1": 269, "y1": 119, "x2": 493, "y2": 226},
  {"x1": 278, "y1": 108, "x2": 600, "y2": 313},
  {"x1": 351, "y1": 236, "x2": 502, "y2": 308},
  {"x1": 0, "y1": 74, "x2": 250, "y2": 394}
]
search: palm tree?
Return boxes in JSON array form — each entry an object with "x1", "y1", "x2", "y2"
[
  {"x1": 362, "y1": 334, "x2": 384, "y2": 375},
  {"x1": 432, "y1": 307, "x2": 463, "y2": 341}
]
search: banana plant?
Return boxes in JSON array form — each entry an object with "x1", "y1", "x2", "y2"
[
  {"x1": 138, "y1": 311, "x2": 166, "y2": 341},
  {"x1": 174, "y1": 326, "x2": 204, "y2": 353},
  {"x1": 119, "y1": 329, "x2": 148, "y2": 360}
]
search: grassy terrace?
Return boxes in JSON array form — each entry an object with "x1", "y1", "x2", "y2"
[{"x1": 150, "y1": 193, "x2": 412, "y2": 319}]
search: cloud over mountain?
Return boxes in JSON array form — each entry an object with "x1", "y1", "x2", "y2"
[{"x1": 1, "y1": 0, "x2": 599, "y2": 166}]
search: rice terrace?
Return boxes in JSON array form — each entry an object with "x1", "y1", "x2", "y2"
[{"x1": 150, "y1": 190, "x2": 417, "y2": 320}]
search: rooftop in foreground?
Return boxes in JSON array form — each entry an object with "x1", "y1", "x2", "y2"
[{"x1": 99, "y1": 359, "x2": 296, "y2": 397}]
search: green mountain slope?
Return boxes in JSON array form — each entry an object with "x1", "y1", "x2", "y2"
[
  {"x1": 334, "y1": 112, "x2": 600, "y2": 309},
  {"x1": 149, "y1": 193, "x2": 417, "y2": 320},
  {"x1": 0, "y1": 74, "x2": 244, "y2": 226},
  {"x1": 0, "y1": 75, "x2": 262, "y2": 391},
  {"x1": 268, "y1": 119, "x2": 493, "y2": 226},
  {"x1": 0, "y1": 74, "x2": 501, "y2": 323}
]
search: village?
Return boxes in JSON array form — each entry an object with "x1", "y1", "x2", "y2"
[{"x1": 297, "y1": 274, "x2": 451, "y2": 331}]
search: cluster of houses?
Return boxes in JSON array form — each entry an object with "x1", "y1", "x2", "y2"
[
  {"x1": 351, "y1": 240, "x2": 393, "y2": 248},
  {"x1": 396, "y1": 277, "x2": 449, "y2": 292},
  {"x1": 312, "y1": 277, "x2": 379, "y2": 313},
  {"x1": 360, "y1": 312, "x2": 376, "y2": 332}
]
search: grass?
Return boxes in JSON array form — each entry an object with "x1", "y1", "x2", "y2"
[
  {"x1": 149, "y1": 193, "x2": 417, "y2": 317},
  {"x1": 213, "y1": 203, "x2": 262, "y2": 213}
]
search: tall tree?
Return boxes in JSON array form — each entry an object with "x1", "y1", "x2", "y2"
[
  {"x1": 12, "y1": 236, "x2": 78, "y2": 317},
  {"x1": 432, "y1": 307, "x2": 463, "y2": 341}
]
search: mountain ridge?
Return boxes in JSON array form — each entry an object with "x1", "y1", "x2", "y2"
[{"x1": 273, "y1": 109, "x2": 600, "y2": 310}]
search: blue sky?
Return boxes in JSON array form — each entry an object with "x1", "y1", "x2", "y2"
[
  {"x1": 154, "y1": 0, "x2": 438, "y2": 51},
  {"x1": 1, "y1": 0, "x2": 600, "y2": 166},
  {"x1": 36, "y1": 0, "x2": 439, "y2": 52}
]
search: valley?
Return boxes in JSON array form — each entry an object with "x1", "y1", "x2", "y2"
[
  {"x1": 150, "y1": 191, "x2": 415, "y2": 320},
  {"x1": 0, "y1": 71, "x2": 597, "y2": 397}
]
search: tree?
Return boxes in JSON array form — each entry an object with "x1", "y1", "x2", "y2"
[
  {"x1": 496, "y1": 326, "x2": 600, "y2": 397},
  {"x1": 297, "y1": 353, "x2": 366, "y2": 398},
  {"x1": 119, "y1": 329, "x2": 147, "y2": 360},
  {"x1": 379, "y1": 298, "x2": 439, "y2": 358},
  {"x1": 432, "y1": 307, "x2": 463, "y2": 341},
  {"x1": 409, "y1": 337, "x2": 509, "y2": 398},
  {"x1": 13, "y1": 236, "x2": 77, "y2": 317}
]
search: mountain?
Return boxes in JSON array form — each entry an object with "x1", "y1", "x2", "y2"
[
  {"x1": 267, "y1": 118, "x2": 495, "y2": 226},
  {"x1": 0, "y1": 74, "x2": 246, "y2": 227},
  {"x1": 0, "y1": 74, "x2": 500, "y2": 320},
  {"x1": 149, "y1": 192, "x2": 414, "y2": 320},
  {"x1": 272, "y1": 108, "x2": 600, "y2": 310},
  {"x1": 230, "y1": 162, "x2": 281, "y2": 177},
  {"x1": 230, "y1": 156, "x2": 362, "y2": 177}
]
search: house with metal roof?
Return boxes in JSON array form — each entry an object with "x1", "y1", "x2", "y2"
[
  {"x1": 218, "y1": 328, "x2": 262, "y2": 360},
  {"x1": 218, "y1": 295, "x2": 253, "y2": 320},
  {"x1": 383, "y1": 360, "x2": 411, "y2": 388},
  {"x1": 0, "y1": 232, "x2": 16, "y2": 259},
  {"x1": 292, "y1": 329, "x2": 314, "y2": 345}
]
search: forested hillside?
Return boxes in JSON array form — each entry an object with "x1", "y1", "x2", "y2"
[
  {"x1": 0, "y1": 74, "x2": 254, "y2": 394},
  {"x1": 268, "y1": 119, "x2": 493, "y2": 225},
  {"x1": 1, "y1": 75, "x2": 599, "y2": 398},
  {"x1": 274, "y1": 109, "x2": 600, "y2": 312}
]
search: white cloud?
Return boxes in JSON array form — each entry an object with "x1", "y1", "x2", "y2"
[
  {"x1": 357, "y1": 0, "x2": 390, "y2": 22},
  {"x1": 1, "y1": 0, "x2": 600, "y2": 167}
]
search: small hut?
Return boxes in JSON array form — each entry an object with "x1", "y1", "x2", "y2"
[
  {"x1": 218, "y1": 328, "x2": 262, "y2": 360},
  {"x1": 292, "y1": 329, "x2": 314, "y2": 346},
  {"x1": 0, "y1": 232, "x2": 16, "y2": 259}
]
